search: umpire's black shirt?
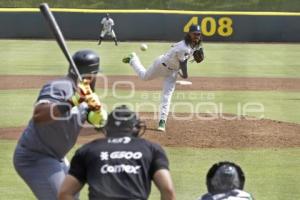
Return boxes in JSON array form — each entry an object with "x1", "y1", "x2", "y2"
[{"x1": 69, "y1": 133, "x2": 169, "y2": 200}]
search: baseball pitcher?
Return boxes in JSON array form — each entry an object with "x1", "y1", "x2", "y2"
[{"x1": 122, "y1": 24, "x2": 204, "y2": 132}]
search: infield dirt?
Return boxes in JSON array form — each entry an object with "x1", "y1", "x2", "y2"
[{"x1": 1, "y1": 75, "x2": 300, "y2": 148}]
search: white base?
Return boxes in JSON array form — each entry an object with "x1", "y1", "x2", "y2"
[{"x1": 176, "y1": 80, "x2": 192, "y2": 85}]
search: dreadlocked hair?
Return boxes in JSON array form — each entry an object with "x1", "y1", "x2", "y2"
[{"x1": 184, "y1": 33, "x2": 202, "y2": 48}]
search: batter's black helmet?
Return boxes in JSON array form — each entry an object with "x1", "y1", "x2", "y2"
[
  {"x1": 206, "y1": 161, "x2": 245, "y2": 195},
  {"x1": 105, "y1": 105, "x2": 146, "y2": 137},
  {"x1": 69, "y1": 49, "x2": 100, "y2": 76}
]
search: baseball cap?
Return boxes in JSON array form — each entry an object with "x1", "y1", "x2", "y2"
[{"x1": 189, "y1": 24, "x2": 201, "y2": 33}]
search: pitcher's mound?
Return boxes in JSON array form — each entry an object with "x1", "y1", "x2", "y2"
[
  {"x1": 79, "y1": 113, "x2": 300, "y2": 148},
  {"x1": 1, "y1": 113, "x2": 300, "y2": 149}
]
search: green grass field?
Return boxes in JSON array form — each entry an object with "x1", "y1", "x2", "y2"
[
  {"x1": 0, "y1": 40, "x2": 300, "y2": 199},
  {"x1": 1, "y1": 89, "x2": 300, "y2": 128},
  {"x1": 1, "y1": 40, "x2": 300, "y2": 77},
  {"x1": 1, "y1": 140, "x2": 300, "y2": 200}
]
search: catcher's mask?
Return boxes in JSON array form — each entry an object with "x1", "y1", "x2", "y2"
[
  {"x1": 206, "y1": 161, "x2": 245, "y2": 195},
  {"x1": 68, "y1": 49, "x2": 100, "y2": 90},
  {"x1": 104, "y1": 105, "x2": 146, "y2": 137}
]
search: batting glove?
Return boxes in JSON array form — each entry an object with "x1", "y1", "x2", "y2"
[
  {"x1": 87, "y1": 108, "x2": 108, "y2": 128},
  {"x1": 85, "y1": 93, "x2": 102, "y2": 111},
  {"x1": 69, "y1": 80, "x2": 93, "y2": 106}
]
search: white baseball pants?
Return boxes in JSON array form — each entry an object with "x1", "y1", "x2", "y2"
[{"x1": 130, "y1": 55, "x2": 178, "y2": 121}]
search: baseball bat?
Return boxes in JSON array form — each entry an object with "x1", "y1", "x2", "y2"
[{"x1": 39, "y1": 3, "x2": 82, "y2": 82}]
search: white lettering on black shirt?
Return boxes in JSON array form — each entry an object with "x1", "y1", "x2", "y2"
[{"x1": 100, "y1": 164, "x2": 141, "y2": 174}]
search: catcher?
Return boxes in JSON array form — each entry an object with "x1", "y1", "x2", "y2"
[
  {"x1": 198, "y1": 161, "x2": 254, "y2": 200},
  {"x1": 123, "y1": 24, "x2": 204, "y2": 132}
]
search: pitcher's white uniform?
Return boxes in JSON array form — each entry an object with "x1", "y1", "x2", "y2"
[
  {"x1": 100, "y1": 17, "x2": 116, "y2": 38},
  {"x1": 129, "y1": 40, "x2": 200, "y2": 121},
  {"x1": 198, "y1": 189, "x2": 254, "y2": 200}
]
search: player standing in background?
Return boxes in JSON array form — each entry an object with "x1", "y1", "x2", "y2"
[
  {"x1": 122, "y1": 25, "x2": 204, "y2": 132},
  {"x1": 13, "y1": 50, "x2": 107, "y2": 200},
  {"x1": 58, "y1": 105, "x2": 176, "y2": 200},
  {"x1": 98, "y1": 13, "x2": 118, "y2": 46},
  {"x1": 198, "y1": 161, "x2": 254, "y2": 200}
]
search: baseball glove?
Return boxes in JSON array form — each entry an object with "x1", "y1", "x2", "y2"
[{"x1": 193, "y1": 49, "x2": 204, "y2": 63}]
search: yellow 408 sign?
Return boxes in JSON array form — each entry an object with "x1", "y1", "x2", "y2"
[{"x1": 184, "y1": 16, "x2": 233, "y2": 37}]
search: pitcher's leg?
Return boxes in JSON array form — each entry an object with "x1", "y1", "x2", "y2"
[
  {"x1": 130, "y1": 54, "x2": 163, "y2": 80},
  {"x1": 158, "y1": 73, "x2": 177, "y2": 131}
]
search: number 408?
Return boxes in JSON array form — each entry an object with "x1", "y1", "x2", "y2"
[{"x1": 184, "y1": 16, "x2": 233, "y2": 37}]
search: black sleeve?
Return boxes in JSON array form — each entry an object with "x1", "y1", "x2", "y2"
[
  {"x1": 149, "y1": 143, "x2": 169, "y2": 178},
  {"x1": 69, "y1": 148, "x2": 87, "y2": 184},
  {"x1": 179, "y1": 60, "x2": 188, "y2": 79}
]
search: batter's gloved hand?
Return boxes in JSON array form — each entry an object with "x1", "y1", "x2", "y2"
[
  {"x1": 85, "y1": 93, "x2": 102, "y2": 111},
  {"x1": 87, "y1": 108, "x2": 108, "y2": 128},
  {"x1": 69, "y1": 80, "x2": 93, "y2": 106},
  {"x1": 193, "y1": 49, "x2": 204, "y2": 63}
]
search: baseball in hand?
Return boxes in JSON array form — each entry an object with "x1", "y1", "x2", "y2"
[{"x1": 140, "y1": 43, "x2": 148, "y2": 51}]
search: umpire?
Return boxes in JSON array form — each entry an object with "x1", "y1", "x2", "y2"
[{"x1": 58, "y1": 105, "x2": 176, "y2": 200}]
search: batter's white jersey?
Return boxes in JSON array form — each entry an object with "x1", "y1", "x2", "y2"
[
  {"x1": 100, "y1": 17, "x2": 116, "y2": 38},
  {"x1": 198, "y1": 189, "x2": 254, "y2": 200},
  {"x1": 129, "y1": 40, "x2": 202, "y2": 121}
]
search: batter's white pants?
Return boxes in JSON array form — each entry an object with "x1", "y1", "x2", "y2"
[{"x1": 130, "y1": 55, "x2": 178, "y2": 121}]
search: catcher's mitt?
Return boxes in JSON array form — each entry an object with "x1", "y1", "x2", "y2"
[{"x1": 193, "y1": 49, "x2": 204, "y2": 63}]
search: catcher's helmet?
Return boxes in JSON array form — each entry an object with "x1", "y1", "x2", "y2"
[
  {"x1": 105, "y1": 105, "x2": 146, "y2": 137},
  {"x1": 206, "y1": 161, "x2": 245, "y2": 195},
  {"x1": 69, "y1": 49, "x2": 100, "y2": 76}
]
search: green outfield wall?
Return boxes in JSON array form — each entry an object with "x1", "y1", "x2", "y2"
[{"x1": 0, "y1": 9, "x2": 300, "y2": 42}]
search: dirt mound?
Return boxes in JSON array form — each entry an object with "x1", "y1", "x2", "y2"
[
  {"x1": 2, "y1": 113, "x2": 300, "y2": 148},
  {"x1": 1, "y1": 74, "x2": 300, "y2": 148}
]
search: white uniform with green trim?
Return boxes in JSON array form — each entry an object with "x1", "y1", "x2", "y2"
[{"x1": 129, "y1": 40, "x2": 198, "y2": 121}]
